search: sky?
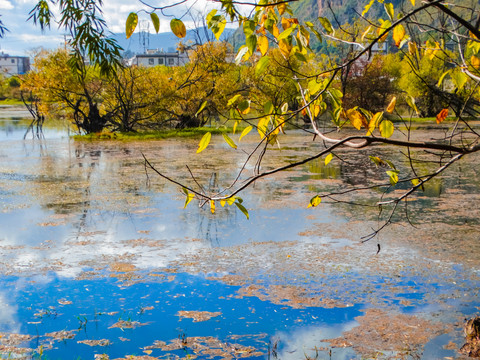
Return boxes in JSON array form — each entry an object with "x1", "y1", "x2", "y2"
[{"x1": 0, "y1": 0, "x2": 230, "y2": 56}]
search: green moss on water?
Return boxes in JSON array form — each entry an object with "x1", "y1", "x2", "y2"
[
  {"x1": 73, "y1": 127, "x2": 242, "y2": 141},
  {"x1": 0, "y1": 99, "x2": 24, "y2": 106}
]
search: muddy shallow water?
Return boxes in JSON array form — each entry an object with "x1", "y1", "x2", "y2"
[{"x1": 0, "y1": 113, "x2": 479, "y2": 359}]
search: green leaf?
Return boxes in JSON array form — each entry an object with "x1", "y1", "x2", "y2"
[
  {"x1": 196, "y1": 132, "x2": 211, "y2": 153},
  {"x1": 212, "y1": 17, "x2": 226, "y2": 40},
  {"x1": 227, "y1": 94, "x2": 242, "y2": 106},
  {"x1": 324, "y1": 153, "x2": 333, "y2": 166},
  {"x1": 126, "y1": 12, "x2": 138, "y2": 39},
  {"x1": 239, "y1": 125, "x2": 253, "y2": 141},
  {"x1": 384, "y1": 3, "x2": 394, "y2": 20},
  {"x1": 451, "y1": 71, "x2": 468, "y2": 90},
  {"x1": 195, "y1": 100, "x2": 208, "y2": 117},
  {"x1": 318, "y1": 17, "x2": 333, "y2": 34},
  {"x1": 237, "y1": 100, "x2": 250, "y2": 114},
  {"x1": 150, "y1": 13, "x2": 160, "y2": 33},
  {"x1": 170, "y1": 18, "x2": 186, "y2": 38},
  {"x1": 246, "y1": 33, "x2": 257, "y2": 54},
  {"x1": 235, "y1": 202, "x2": 249, "y2": 219},
  {"x1": 222, "y1": 133, "x2": 237, "y2": 149},
  {"x1": 264, "y1": 101, "x2": 274, "y2": 115},
  {"x1": 243, "y1": 20, "x2": 256, "y2": 37},
  {"x1": 294, "y1": 51, "x2": 308, "y2": 62},
  {"x1": 307, "y1": 195, "x2": 322, "y2": 208},
  {"x1": 255, "y1": 56, "x2": 270, "y2": 77},
  {"x1": 379, "y1": 120, "x2": 394, "y2": 138},
  {"x1": 182, "y1": 188, "x2": 195, "y2": 208},
  {"x1": 305, "y1": 21, "x2": 322, "y2": 43},
  {"x1": 277, "y1": 25, "x2": 296, "y2": 40},
  {"x1": 308, "y1": 79, "x2": 323, "y2": 95},
  {"x1": 386, "y1": 170, "x2": 399, "y2": 186}
]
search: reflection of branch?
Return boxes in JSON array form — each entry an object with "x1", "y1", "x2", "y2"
[
  {"x1": 377, "y1": 152, "x2": 464, "y2": 206},
  {"x1": 358, "y1": 152, "x2": 464, "y2": 242},
  {"x1": 144, "y1": 133, "x2": 478, "y2": 204}
]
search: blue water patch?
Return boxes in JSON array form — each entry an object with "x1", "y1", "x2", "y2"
[{"x1": 0, "y1": 272, "x2": 364, "y2": 359}]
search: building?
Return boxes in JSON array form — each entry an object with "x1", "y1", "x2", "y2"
[
  {"x1": 133, "y1": 49, "x2": 189, "y2": 67},
  {"x1": 0, "y1": 52, "x2": 30, "y2": 75}
]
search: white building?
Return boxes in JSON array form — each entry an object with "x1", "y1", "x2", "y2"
[
  {"x1": 133, "y1": 49, "x2": 189, "y2": 67},
  {"x1": 0, "y1": 52, "x2": 30, "y2": 75}
]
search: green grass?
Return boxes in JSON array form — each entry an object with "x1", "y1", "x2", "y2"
[
  {"x1": 73, "y1": 127, "x2": 240, "y2": 141},
  {"x1": 0, "y1": 98, "x2": 24, "y2": 106}
]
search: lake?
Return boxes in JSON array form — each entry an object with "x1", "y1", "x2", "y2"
[{"x1": 0, "y1": 107, "x2": 479, "y2": 359}]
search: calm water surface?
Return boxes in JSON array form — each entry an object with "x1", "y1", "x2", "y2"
[{"x1": 0, "y1": 109, "x2": 479, "y2": 359}]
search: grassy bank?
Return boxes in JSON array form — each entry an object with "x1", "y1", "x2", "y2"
[{"x1": 73, "y1": 127, "x2": 239, "y2": 141}]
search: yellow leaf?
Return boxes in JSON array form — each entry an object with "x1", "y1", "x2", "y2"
[
  {"x1": 239, "y1": 125, "x2": 253, "y2": 141},
  {"x1": 471, "y1": 55, "x2": 480, "y2": 69},
  {"x1": 386, "y1": 170, "x2": 399, "y2": 185},
  {"x1": 269, "y1": 23, "x2": 279, "y2": 38},
  {"x1": 436, "y1": 108, "x2": 448, "y2": 124},
  {"x1": 379, "y1": 120, "x2": 394, "y2": 138},
  {"x1": 210, "y1": 200, "x2": 215, "y2": 214},
  {"x1": 126, "y1": 12, "x2": 138, "y2": 39},
  {"x1": 196, "y1": 132, "x2": 211, "y2": 153},
  {"x1": 362, "y1": 0, "x2": 375, "y2": 16},
  {"x1": 183, "y1": 188, "x2": 195, "y2": 209},
  {"x1": 346, "y1": 108, "x2": 368, "y2": 130},
  {"x1": 325, "y1": 153, "x2": 333, "y2": 166},
  {"x1": 384, "y1": 2, "x2": 394, "y2": 21},
  {"x1": 361, "y1": 25, "x2": 372, "y2": 42},
  {"x1": 281, "y1": 17, "x2": 291, "y2": 30},
  {"x1": 233, "y1": 120, "x2": 239, "y2": 134},
  {"x1": 257, "y1": 117, "x2": 270, "y2": 138},
  {"x1": 411, "y1": 178, "x2": 421, "y2": 186},
  {"x1": 307, "y1": 195, "x2": 321, "y2": 208},
  {"x1": 277, "y1": 2, "x2": 286, "y2": 15},
  {"x1": 257, "y1": 35, "x2": 269, "y2": 56},
  {"x1": 220, "y1": 199, "x2": 226, "y2": 207},
  {"x1": 222, "y1": 133, "x2": 237, "y2": 149},
  {"x1": 367, "y1": 112, "x2": 383, "y2": 135},
  {"x1": 170, "y1": 18, "x2": 186, "y2": 38},
  {"x1": 393, "y1": 25, "x2": 405, "y2": 47},
  {"x1": 150, "y1": 13, "x2": 160, "y2": 33},
  {"x1": 410, "y1": 0, "x2": 415, "y2": 5},
  {"x1": 408, "y1": 41, "x2": 417, "y2": 55},
  {"x1": 386, "y1": 96, "x2": 396, "y2": 113},
  {"x1": 278, "y1": 38, "x2": 292, "y2": 57}
]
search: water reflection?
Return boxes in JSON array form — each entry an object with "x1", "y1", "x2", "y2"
[{"x1": 0, "y1": 115, "x2": 479, "y2": 359}]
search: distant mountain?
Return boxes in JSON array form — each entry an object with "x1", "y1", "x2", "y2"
[{"x1": 112, "y1": 27, "x2": 236, "y2": 56}]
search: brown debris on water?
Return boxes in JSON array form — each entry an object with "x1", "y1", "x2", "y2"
[
  {"x1": 144, "y1": 336, "x2": 262, "y2": 359},
  {"x1": 177, "y1": 310, "x2": 222, "y2": 322},
  {"x1": 110, "y1": 262, "x2": 137, "y2": 272},
  {"x1": 78, "y1": 339, "x2": 111, "y2": 346},
  {"x1": 44, "y1": 330, "x2": 76, "y2": 341},
  {"x1": 109, "y1": 320, "x2": 148, "y2": 330},
  {"x1": 324, "y1": 308, "x2": 446, "y2": 358}
]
